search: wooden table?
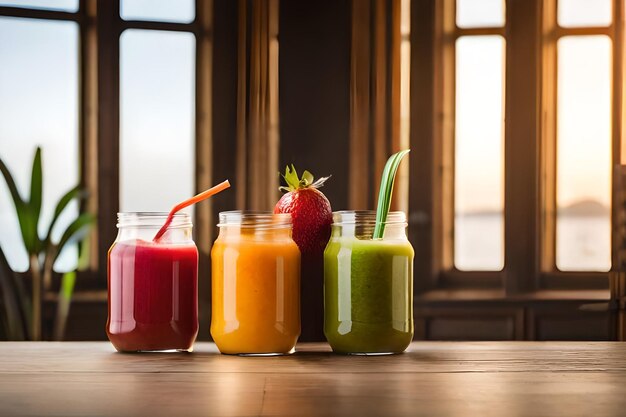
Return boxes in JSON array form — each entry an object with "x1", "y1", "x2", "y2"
[{"x1": 1, "y1": 342, "x2": 626, "y2": 416}]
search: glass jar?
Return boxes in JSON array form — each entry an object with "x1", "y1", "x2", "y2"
[
  {"x1": 324, "y1": 211, "x2": 414, "y2": 354},
  {"x1": 211, "y1": 211, "x2": 301, "y2": 355},
  {"x1": 107, "y1": 212, "x2": 199, "y2": 352}
]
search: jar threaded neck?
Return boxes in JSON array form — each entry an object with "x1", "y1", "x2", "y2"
[
  {"x1": 218, "y1": 211, "x2": 292, "y2": 229},
  {"x1": 331, "y1": 210, "x2": 407, "y2": 226},
  {"x1": 116, "y1": 212, "x2": 192, "y2": 229}
]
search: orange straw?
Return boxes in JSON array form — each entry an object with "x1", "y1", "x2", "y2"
[{"x1": 153, "y1": 180, "x2": 231, "y2": 242}]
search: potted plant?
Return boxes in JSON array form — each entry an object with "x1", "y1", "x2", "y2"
[{"x1": 0, "y1": 147, "x2": 95, "y2": 341}]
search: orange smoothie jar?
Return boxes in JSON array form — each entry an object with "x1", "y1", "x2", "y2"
[{"x1": 211, "y1": 211, "x2": 301, "y2": 355}]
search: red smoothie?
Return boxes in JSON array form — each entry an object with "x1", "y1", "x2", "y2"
[{"x1": 107, "y1": 239, "x2": 199, "y2": 352}]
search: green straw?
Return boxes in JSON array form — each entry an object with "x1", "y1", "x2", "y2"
[{"x1": 373, "y1": 149, "x2": 410, "y2": 239}]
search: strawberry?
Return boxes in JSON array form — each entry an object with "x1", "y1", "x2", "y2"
[{"x1": 274, "y1": 165, "x2": 332, "y2": 259}]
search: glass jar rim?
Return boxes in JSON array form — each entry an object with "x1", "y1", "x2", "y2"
[
  {"x1": 332, "y1": 210, "x2": 407, "y2": 225},
  {"x1": 218, "y1": 211, "x2": 292, "y2": 229},
  {"x1": 117, "y1": 212, "x2": 192, "y2": 229}
]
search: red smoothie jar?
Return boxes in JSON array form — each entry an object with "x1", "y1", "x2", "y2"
[{"x1": 107, "y1": 212, "x2": 199, "y2": 352}]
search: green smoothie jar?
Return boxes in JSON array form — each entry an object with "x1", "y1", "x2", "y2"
[{"x1": 324, "y1": 210, "x2": 414, "y2": 354}]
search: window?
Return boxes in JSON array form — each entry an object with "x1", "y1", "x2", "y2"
[
  {"x1": 456, "y1": 0, "x2": 504, "y2": 28},
  {"x1": 119, "y1": 29, "x2": 196, "y2": 213},
  {"x1": 417, "y1": 0, "x2": 621, "y2": 292},
  {"x1": 0, "y1": 1, "x2": 211, "y2": 284},
  {"x1": 0, "y1": 0, "x2": 78, "y2": 12},
  {"x1": 0, "y1": 13, "x2": 79, "y2": 272},
  {"x1": 454, "y1": 34, "x2": 505, "y2": 271},
  {"x1": 558, "y1": 0, "x2": 612, "y2": 27},
  {"x1": 443, "y1": 0, "x2": 507, "y2": 271},
  {"x1": 556, "y1": 35, "x2": 612, "y2": 271},
  {"x1": 120, "y1": 0, "x2": 195, "y2": 24},
  {"x1": 550, "y1": 1, "x2": 614, "y2": 272},
  {"x1": 544, "y1": 0, "x2": 623, "y2": 272}
]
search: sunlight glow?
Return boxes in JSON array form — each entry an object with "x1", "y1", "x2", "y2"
[
  {"x1": 119, "y1": 29, "x2": 196, "y2": 214},
  {"x1": 556, "y1": 35, "x2": 612, "y2": 271},
  {"x1": 0, "y1": 17, "x2": 79, "y2": 272},
  {"x1": 454, "y1": 35, "x2": 505, "y2": 271}
]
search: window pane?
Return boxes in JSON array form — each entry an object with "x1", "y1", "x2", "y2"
[
  {"x1": 0, "y1": 17, "x2": 79, "y2": 272},
  {"x1": 0, "y1": 0, "x2": 77, "y2": 12},
  {"x1": 120, "y1": 30, "x2": 195, "y2": 214},
  {"x1": 454, "y1": 36, "x2": 505, "y2": 271},
  {"x1": 456, "y1": 0, "x2": 505, "y2": 28},
  {"x1": 556, "y1": 36, "x2": 611, "y2": 271},
  {"x1": 558, "y1": 0, "x2": 612, "y2": 28},
  {"x1": 121, "y1": 0, "x2": 195, "y2": 24}
]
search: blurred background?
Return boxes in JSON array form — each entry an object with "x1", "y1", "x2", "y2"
[{"x1": 0, "y1": 0, "x2": 624, "y2": 341}]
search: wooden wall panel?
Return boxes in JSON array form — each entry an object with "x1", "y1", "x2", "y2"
[
  {"x1": 278, "y1": 0, "x2": 351, "y2": 211},
  {"x1": 95, "y1": 0, "x2": 121, "y2": 277},
  {"x1": 63, "y1": 299, "x2": 616, "y2": 341},
  {"x1": 246, "y1": 0, "x2": 280, "y2": 211},
  {"x1": 409, "y1": 0, "x2": 437, "y2": 291},
  {"x1": 417, "y1": 307, "x2": 524, "y2": 341},
  {"x1": 428, "y1": 317, "x2": 515, "y2": 341},
  {"x1": 348, "y1": 0, "x2": 406, "y2": 211},
  {"x1": 348, "y1": 0, "x2": 371, "y2": 210},
  {"x1": 61, "y1": 302, "x2": 108, "y2": 341},
  {"x1": 504, "y1": 0, "x2": 541, "y2": 293},
  {"x1": 529, "y1": 308, "x2": 611, "y2": 341},
  {"x1": 208, "y1": 0, "x2": 241, "y2": 341},
  {"x1": 278, "y1": 0, "x2": 351, "y2": 341},
  {"x1": 534, "y1": 315, "x2": 610, "y2": 341},
  {"x1": 212, "y1": 0, "x2": 240, "y2": 218},
  {"x1": 195, "y1": 0, "x2": 214, "y2": 343}
]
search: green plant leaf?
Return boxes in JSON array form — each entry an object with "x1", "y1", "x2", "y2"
[
  {"x1": 0, "y1": 154, "x2": 38, "y2": 253},
  {"x1": 29, "y1": 147, "x2": 43, "y2": 245},
  {"x1": 373, "y1": 149, "x2": 410, "y2": 239},
  {"x1": 76, "y1": 236, "x2": 91, "y2": 271},
  {"x1": 60, "y1": 270, "x2": 76, "y2": 301},
  {"x1": 53, "y1": 213, "x2": 96, "y2": 264},
  {"x1": 0, "y1": 156, "x2": 25, "y2": 207},
  {"x1": 0, "y1": 245, "x2": 27, "y2": 340},
  {"x1": 52, "y1": 270, "x2": 76, "y2": 341},
  {"x1": 45, "y1": 185, "x2": 86, "y2": 243}
]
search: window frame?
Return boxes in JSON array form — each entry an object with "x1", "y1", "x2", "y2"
[
  {"x1": 0, "y1": 1, "x2": 93, "y2": 284},
  {"x1": 1, "y1": 0, "x2": 621, "y2": 299},
  {"x1": 0, "y1": 0, "x2": 213, "y2": 294},
  {"x1": 449, "y1": 8, "x2": 506, "y2": 273},
  {"x1": 540, "y1": 0, "x2": 622, "y2": 287},
  {"x1": 409, "y1": 0, "x2": 624, "y2": 296},
  {"x1": 96, "y1": 1, "x2": 213, "y2": 288}
]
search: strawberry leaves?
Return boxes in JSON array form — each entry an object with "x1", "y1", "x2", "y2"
[{"x1": 279, "y1": 165, "x2": 330, "y2": 192}]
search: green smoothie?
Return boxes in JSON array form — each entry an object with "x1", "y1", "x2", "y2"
[{"x1": 324, "y1": 236, "x2": 414, "y2": 354}]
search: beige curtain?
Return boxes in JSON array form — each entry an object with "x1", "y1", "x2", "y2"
[
  {"x1": 237, "y1": 0, "x2": 280, "y2": 211},
  {"x1": 349, "y1": 0, "x2": 408, "y2": 212}
]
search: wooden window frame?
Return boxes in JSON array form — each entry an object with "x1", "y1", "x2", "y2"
[
  {"x1": 0, "y1": 1, "x2": 98, "y2": 293},
  {"x1": 0, "y1": 1, "x2": 213, "y2": 299},
  {"x1": 2, "y1": 0, "x2": 620, "y2": 302},
  {"x1": 97, "y1": 0, "x2": 213, "y2": 284},
  {"x1": 409, "y1": 0, "x2": 623, "y2": 298},
  {"x1": 540, "y1": 0, "x2": 623, "y2": 289}
]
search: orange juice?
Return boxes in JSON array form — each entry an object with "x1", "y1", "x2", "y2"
[{"x1": 210, "y1": 212, "x2": 301, "y2": 355}]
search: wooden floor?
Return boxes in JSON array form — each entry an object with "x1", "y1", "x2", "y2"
[{"x1": 1, "y1": 342, "x2": 626, "y2": 416}]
